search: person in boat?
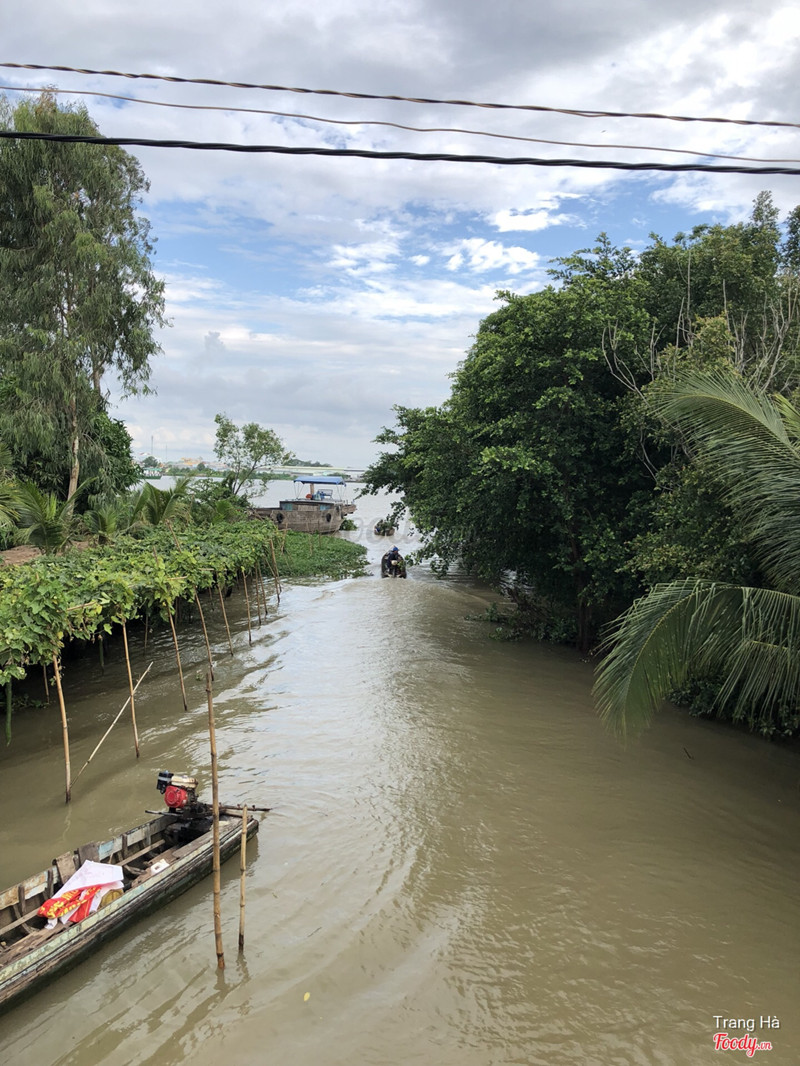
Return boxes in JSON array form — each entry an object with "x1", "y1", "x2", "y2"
[{"x1": 381, "y1": 546, "x2": 407, "y2": 578}]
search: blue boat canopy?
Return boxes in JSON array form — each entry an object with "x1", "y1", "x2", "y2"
[{"x1": 293, "y1": 476, "x2": 346, "y2": 485}]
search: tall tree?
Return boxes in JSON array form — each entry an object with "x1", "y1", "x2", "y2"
[
  {"x1": 366, "y1": 255, "x2": 657, "y2": 650},
  {"x1": 0, "y1": 92, "x2": 167, "y2": 504},
  {"x1": 213, "y1": 413, "x2": 288, "y2": 496}
]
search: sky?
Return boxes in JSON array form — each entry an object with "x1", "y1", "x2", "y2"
[{"x1": 2, "y1": 1, "x2": 800, "y2": 470}]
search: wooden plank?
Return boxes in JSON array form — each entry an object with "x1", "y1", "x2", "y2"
[
  {"x1": 54, "y1": 853, "x2": 77, "y2": 884},
  {"x1": 77, "y1": 843, "x2": 99, "y2": 865}
]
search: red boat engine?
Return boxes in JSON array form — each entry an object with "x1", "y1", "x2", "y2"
[{"x1": 157, "y1": 770, "x2": 198, "y2": 810}]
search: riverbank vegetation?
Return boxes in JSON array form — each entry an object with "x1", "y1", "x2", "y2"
[
  {"x1": 0, "y1": 521, "x2": 366, "y2": 737},
  {"x1": 365, "y1": 192, "x2": 800, "y2": 738}
]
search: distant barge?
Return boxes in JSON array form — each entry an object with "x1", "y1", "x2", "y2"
[{"x1": 250, "y1": 476, "x2": 356, "y2": 534}]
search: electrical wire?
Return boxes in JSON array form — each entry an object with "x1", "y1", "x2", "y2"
[
  {"x1": 2, "y1": 82, "x2": 798, "y2": 165},
  {"x1": 2, "y1": 129, "x2": 800, "y2": 175},
  {"x1": 3, "y1": 61, "x2": 800, "y2": 131}
]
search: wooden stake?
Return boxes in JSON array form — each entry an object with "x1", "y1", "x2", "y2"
[
  {"x1": 168, "y1": 608, "x2": 188, "y2": 712},
  {"x1": 52, "y1": 655, "x2": 71, "y2": 804},
  {"x1": 194, "y1": 590, "x2": 214, "y2": 680},
  {"x1": 252, "y1": 564, "x2": 263, "y2": 627},
  {"x1": 217, "y1": 583, "x2": 234, "y2": 657},
  {"x1": 75, "y1": 663, "x2": 153, "y2": 781},
  {"x1": 255, "y1": 560, "x2": 269, "y2": 619},
  {"x1": 269, "y1": 538, "x2": 282, "y2": 605},
  {"x1": 42, "y1": 662, "x2": 50, "y2": 704},
  {"x1": 206, "y1": 671, "x2": 224, "y2": 969},
  {"x1": 97, "y1": 635, "x2": 105, "y2": 675},
  {"x1": 4, "y1": 681, "x2": 11, "y2": 745},
  {"x1": 121, "y1": 622, "x2": 140, "y2": 758},
  {"x1": 241, "y1": 570, "x2": 253, "y2": 645},
  {"x1": 238, "y1": 805, "x2": 247, "y2": 953}
]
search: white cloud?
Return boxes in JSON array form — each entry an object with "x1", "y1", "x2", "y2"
[
  {"x1": 493, "y1": 208, "x2": 578, "y2": 232},
  {"x1": 2, "y1": 0, "x2": 799, "y2": 465},
  {"x1": 444, "y1": 239, "x2": 542, "y2": 276}
]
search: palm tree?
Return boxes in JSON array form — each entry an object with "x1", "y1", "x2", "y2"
[
  {"x1": 15, "y1": 482, "x2": 79, "y2": 553},
  {"x1": 594, "y1": 368, "x2": 800, "y2": 738},
  {"x1": 131, "y1": 477, "x2": 193, "y2": 527},
  {"x1": 0, "y1": 441, "x2": 20, "y2": 532}
]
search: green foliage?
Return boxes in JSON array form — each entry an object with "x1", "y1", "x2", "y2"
[
  {"x1": 0, "y1": 522, "x2": 366, "y2": 688},
  {"x1": 274, "y1": 533, "x2": 368, "y2": 580},
  {"x1": 213, "y1": 413, "x2": 288, "y2": 495},
  {"x1": 366, "y1": 266, "x2": 656, "y2": 650},
  {"x1": 367, "y1": 195, "x2": 800, "y2": 665},
  {"x1": 15, "y1": 482, "x2": 80, "y2": 553},
  {"x1": 130, "y1": 476, "x2": 194, "y2": 527},
  {"x1": 0, "y1": 92, "x2": 167, "y2": 503},
  {"x1": 186, "y1": 476, "x2": 249, "y2": 524},
  {"x1": 595, "y1": 369, "x2": 800, "y2": 738}
]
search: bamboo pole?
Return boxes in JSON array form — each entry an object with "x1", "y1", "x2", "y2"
[
  {"x1": 241, "y1": 570, "x2": 253, "y2": 645},
  {"x1": 217, "y1": 583, "x2": 234, "y2": 657},
  {"x1": 121, "y1": 622, "x2": 140, "y2": 758},
  {"x1": 97, "y1": 635, "x2": 105, "y2": 675},
  {"x1": 74, "y1": 663, "x2": 153, "y2": 781},
  {"x1": 238, "y1": 805, "x2": 247, "y2": 953},
  {"x1": 206, "y1": 672, "x2": 224, "y2": 970},
  {"x1": 52, "y1": 655, "x2": 71, "y2": 804},
  {"x1": 195, "y1": 591, "x2": 214, "y2": 681},
  {"x1": 269, "y1": 538, "x2": 282, "y2": 605},
  {"x1": 168, "y1": 608, "x2": 188, "y2": 712},
  {"x1": 42, "y1": 662, "x2": 50, "y2": 704},
  {"x1": 255, "y1": 560, "x2": 268, "y2": 619},
  {"x1": 252, "y1": 563, "x2": 263, "y2": 627}
]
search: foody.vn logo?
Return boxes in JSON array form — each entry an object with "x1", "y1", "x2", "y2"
[
  {"x1": 713, "y1": 1033, "x2": 772, "y2": 1057},
  {"x1": 712, "y1": 1016, "x2": 779, "y2": 1057}
]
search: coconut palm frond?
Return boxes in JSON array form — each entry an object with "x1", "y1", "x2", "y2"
[
  {"x1": 650, "y1": 368, "x2": 800, "y2": 589},
  {"x1": 0, "y1": 480, "x2": 20, "y2": 528},
  {"x1": 134, "y1": 476, "x2": 194, "y2": 526},
  {"x1": 594, "y1": 579, "x2": 716, "y2": 740},
  {"x1": 710, "y1": 586, "x2": 800, "y2": 715},
  {"x1": 15, "y1": 481, "x2": 78, "y2": 553},
  {"x1": 595, "y1": 578, "x2": 800, "y2": 738}
]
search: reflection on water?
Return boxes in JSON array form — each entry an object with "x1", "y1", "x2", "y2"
[{"x1": 0, "y1": 487, "x2": 798, "y2": 1065}]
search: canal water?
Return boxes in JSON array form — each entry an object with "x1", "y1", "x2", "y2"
[{"x1": 0, "y1": 485, "x2": 797, "y2": 1065}]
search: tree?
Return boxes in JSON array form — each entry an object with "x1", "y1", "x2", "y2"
[
  {"x1": 131, "y1": 477, "x2": 193, "y2": 526},
  {"x1": 366, "y1": 263, "x2": 657, "y2": 650},
  {"x1": 0, "y1": 92, "x2": 167, "y2": 505},
  {"x1": 594, "y1": 368, "x2": 800, "y2": 739},
  {"x1": 213, "y1": 413, "x2": 287, "y2": 496}
]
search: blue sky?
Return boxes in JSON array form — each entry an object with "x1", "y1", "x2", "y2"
[{"x1": 2, "y1": 0, "x2": 800, "y2": 468}]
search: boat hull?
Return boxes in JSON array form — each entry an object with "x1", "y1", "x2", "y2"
[
  {"x1": 0, "y1": 812, "x2": 258, "y2": 1013},
  {"x1": 251, "y1": 499, "x2": 355, "y2": 533}
]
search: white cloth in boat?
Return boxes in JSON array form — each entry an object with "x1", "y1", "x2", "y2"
[{"x1": 39, "y1": 859, "x2": 124, "y2": 927}]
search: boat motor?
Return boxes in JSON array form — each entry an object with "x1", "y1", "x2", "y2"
[{"x1": 156, "y1": 770, "x2": 199, "y2": 811}]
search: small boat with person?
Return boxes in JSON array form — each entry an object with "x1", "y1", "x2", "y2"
[
  {"x1": 0, "y1": 771, "x2": 259, "y2": 1013},
  {"x1": 381, "y1": 546, "x2": 407, "y2": 578}
]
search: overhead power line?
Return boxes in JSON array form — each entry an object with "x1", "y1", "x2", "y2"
[
  {"x1": 2, "y1": 61, "x2": 799, "y2": 132},
  {"x1": 2, "y1": 82, "x2": 798, "y2": 165},
  {"x1": 2, "y1": 129, "x2": 800, "y2": 176}
]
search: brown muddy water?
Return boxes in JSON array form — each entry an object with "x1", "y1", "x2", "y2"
[{"x1": 0, "y1": 486, "x2": 798, "y2": 1065}]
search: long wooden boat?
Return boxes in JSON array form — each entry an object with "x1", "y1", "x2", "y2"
[
  {"x1": 250, "y1": 475, "x2": 356, "y2": 534},
  {"x1": 0, "y1": 790, "x2": 258, "y2": 1014}
]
